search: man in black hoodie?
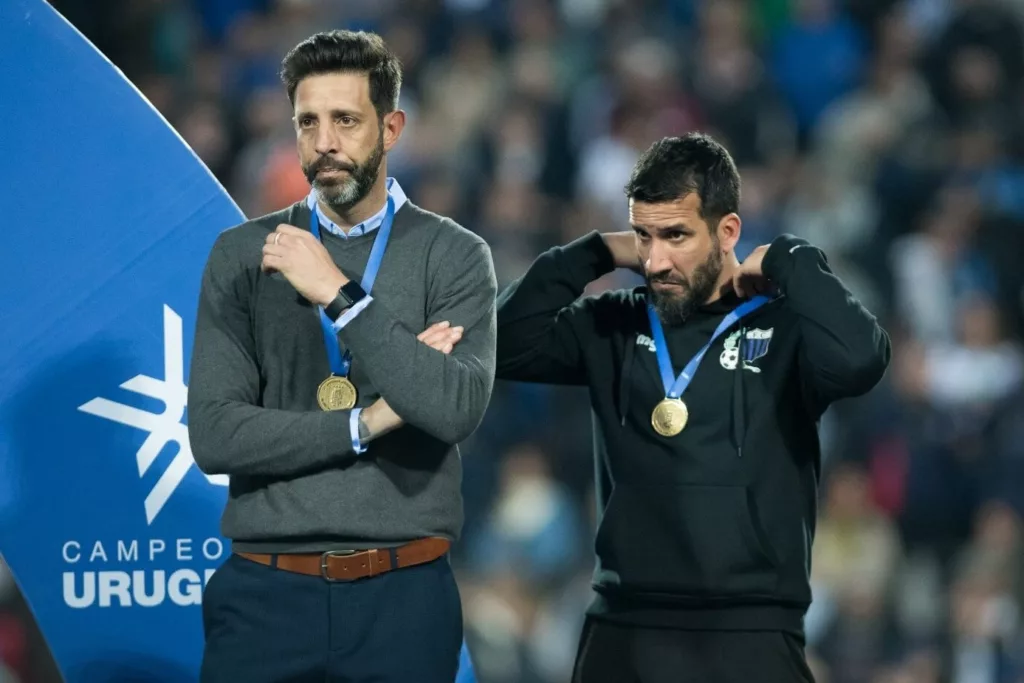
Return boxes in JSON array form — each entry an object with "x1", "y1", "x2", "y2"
[{"x1": 495, "y1": 133, "x2": 891, "y2": 682}]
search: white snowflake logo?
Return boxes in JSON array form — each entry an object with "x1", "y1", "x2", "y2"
[{"x1": 78, "y1": 305, "x2": 228, "y2": 524}]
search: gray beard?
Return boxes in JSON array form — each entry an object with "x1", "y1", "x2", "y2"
[
  {"x1": 314, "y1": 175, "x2": 362, "y2": 212},
  {"x1": 309, "y1": 131, "x2": 385, "y2": 215}
]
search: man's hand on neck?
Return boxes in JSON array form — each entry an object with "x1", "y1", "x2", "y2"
[
  {"x1": 707, "y1": 257, "x2": 742, "y2": 304},
  {"x1": 732, "y1": 245, "x2": 775, "y2": 299}
]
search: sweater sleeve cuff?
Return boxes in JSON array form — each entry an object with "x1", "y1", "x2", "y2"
[
  {"x1": 349, "y1": 408, "x2": 367, "y2": 455},
  {"x1": 318, "y1": 411, "x2": 360, "y2": 460},
  {"x1": 331, "y1": 295, "x2": 374, "y2": 332},
  {"x1": 762, "y1": 234, "x2": 817, "y2": 290}
]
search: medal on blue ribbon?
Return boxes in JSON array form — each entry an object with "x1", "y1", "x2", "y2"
[
  {"x1": 310, "y1": 195, "x2": 396, "y2": 411},
  {"x1": 647, "y1": 294, "x2": 771, "y2": 436}
]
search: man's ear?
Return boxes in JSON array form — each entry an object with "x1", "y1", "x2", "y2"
[
  {"x1": 382, "y1": 110, "x2": 406, "y2": 152},
  {"x1": 715, "y1": 213, "x2": 742, "y2": 254}
]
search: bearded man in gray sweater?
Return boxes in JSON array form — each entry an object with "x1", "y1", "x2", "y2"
[{"x1": 187, "y1": 29, "x2": 496, "y2": 683}]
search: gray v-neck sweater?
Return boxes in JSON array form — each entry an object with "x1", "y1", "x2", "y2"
[{"x1": 187, "y1": 199, "x2": 497, "y2": 553}]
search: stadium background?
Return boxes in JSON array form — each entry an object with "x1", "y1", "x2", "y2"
[{"x1": 3, "y1": 0, "x2": 1024, "y2": 681}]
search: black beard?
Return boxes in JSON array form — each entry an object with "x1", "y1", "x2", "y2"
[
  {"x1": 304, "y1": 131, "x2": 385, "y2": 214},
  {"x1": 647, "y1": 247, "x2": 723, "y2": 326}
]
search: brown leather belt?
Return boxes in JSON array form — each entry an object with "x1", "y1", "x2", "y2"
[{"x1": 235, "y1": 537, "x2": 451, "y2": 582}]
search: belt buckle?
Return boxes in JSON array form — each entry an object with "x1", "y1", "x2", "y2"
[{"x1": 320, "y1": 549, "x2": 357, "y2": 582}]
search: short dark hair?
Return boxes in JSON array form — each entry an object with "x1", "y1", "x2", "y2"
[
  {"x1": 625, "y1": 133, "x2": 740, "y2": 228},
  {"x1": 280, "y1": 30, "x2": 402, "y2": 119}
]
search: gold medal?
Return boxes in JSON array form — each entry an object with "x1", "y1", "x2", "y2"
[
  {"x1": 652, "y1": 398, "x2": 688, "y2": 437},
  {"x1": 317, "y1": 375, "x2": 357, "y2": 411}
]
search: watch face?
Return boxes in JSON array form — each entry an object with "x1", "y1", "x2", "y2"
[{"x1": 342, "y1": 281, "x2": 367, "y2": 302}]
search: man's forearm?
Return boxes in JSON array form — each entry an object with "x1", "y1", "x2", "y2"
[
  {"x1": 335, "y1": 236, "x2": 497, "y2": 445},
  {"x1": 496, "y1": 231, "x2": 614, "y2": 384},
  {"x1": 337, "y1": 299, "x2": 495, "y2": 444},
  {"x1": 358, "y1": 399, "x2": 403, "y2": 442},
  {"x1": 602, "y1": 231, "x2": 641, "y2": 271},
  {"x1": 188, "y1": 398, "x2": 355, "y2": 477},
  {"x1": 762, "y1": 234, "x2": 891, "y2": 402}
]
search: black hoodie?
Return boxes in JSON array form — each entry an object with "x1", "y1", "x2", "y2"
[{"x1": 495, "y1": 231, "x2": 891, "y2": 634}]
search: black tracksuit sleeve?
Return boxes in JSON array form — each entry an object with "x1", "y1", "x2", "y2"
[
  {"x1": 762, "y1": 234, "x2": 891, "y2": 408},
  {"x1": 496, "y1": 231, "x2": 615, "y2": 385}
]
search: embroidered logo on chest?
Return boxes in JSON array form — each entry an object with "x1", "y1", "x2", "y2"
[{"x1": 719, "y1": 328, "x2": 774, "y2": 373}]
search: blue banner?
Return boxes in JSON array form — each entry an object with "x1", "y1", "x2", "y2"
[
  {"x1": 0, "y1": 3, "x2": 475, "y2": 681},
  {"x1": 0, "y1": 1, "x2": 240, "y2": 679}
]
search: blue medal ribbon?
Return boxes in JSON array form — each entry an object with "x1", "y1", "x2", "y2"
[
  {"x1": 647, "y1": 294, "x2": 771, "y2": 400},
  {"x1": 310, "y1": 195, "x2": 396, "y2": 377}
]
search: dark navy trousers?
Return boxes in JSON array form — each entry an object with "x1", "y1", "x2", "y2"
[{"x1": 199, "y1": 553, "x2": 463, "y2": 683}]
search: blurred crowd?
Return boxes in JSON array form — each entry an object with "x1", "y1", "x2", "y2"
[{"x1": 4, "y1": 0, "x2": 1024, "y2": 681}]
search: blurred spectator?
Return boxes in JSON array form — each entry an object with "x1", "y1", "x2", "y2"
[
  {"x1": 811, "y1": 462, "x2": 903, "y2": 617},
  {"x1": 808, "y1": 461, "x2": 905, "y2": 681},
  {"x1": 813, "y1": 6, "x2": 934, "y2": 193},
  {"x1": 464, "y1": 443, "x2": 586, "y2": 587},
  {"x1": 890, "y1": 184, "x2": 997, "y2": 344},
  {"x1": 769, "y1": 0, "x2": 868, "y2": 142}
]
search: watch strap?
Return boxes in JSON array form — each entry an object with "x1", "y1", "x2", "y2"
[
  {"x1": 324, "y1": 289, "x2": 353, "y2": 321},
  {"x1": 324, "y1": 281, "x2": 369, "y2": 322}
]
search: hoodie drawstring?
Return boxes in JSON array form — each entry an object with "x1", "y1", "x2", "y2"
[
  {"x1": 620, "y1": 337, "x2": 636, "y2": 426},
  {"x1": 732, "y1": 328, "x2": 746, "y2": 458}
]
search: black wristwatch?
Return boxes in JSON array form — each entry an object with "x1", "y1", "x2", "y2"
[{"x1": 324, "y1": 281, "x2": 368, "y2": 321}]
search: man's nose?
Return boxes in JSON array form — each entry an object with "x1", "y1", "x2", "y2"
[
  {"x1": 646, "y1": 239, "x2": 673, "y2": 274},
  {"x1": 314, "y1": 125, "x2": 340, "y2": 156}
]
